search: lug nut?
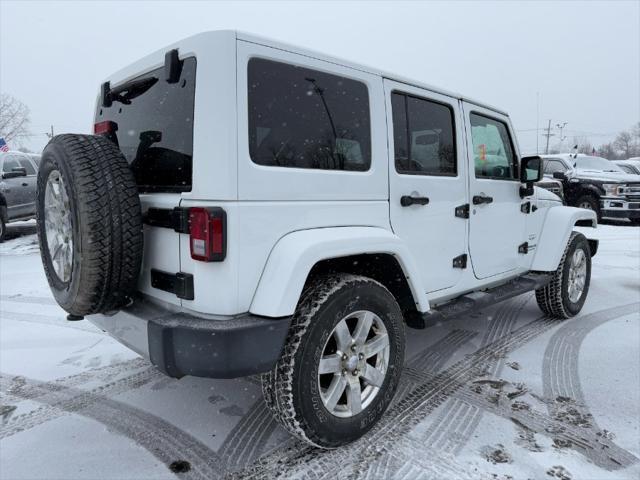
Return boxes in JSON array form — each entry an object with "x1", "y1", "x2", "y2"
[
  {"x1": 342, "y1": 369, "x2": 347, "y2": 376},
  {"x1": 351, "y1": 344, "x2": 357, "y2": 352},
  {"x1": 358, "y1": 353, "x2": 364, "y2": 360},
  {"x1": 353, "y1": 369, "x2": 359, "y2": 376},
  {"x1": 342, "y1": 354, "x2": 348, "y2": 361}
]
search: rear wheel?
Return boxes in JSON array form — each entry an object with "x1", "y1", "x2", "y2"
[
  {"x1": 535, "y1": 232, "x2": 591, "y2": 319},
  {"x1": 36, "y1": 134, "x2": 143, "y2": 316},
  {"x1": 262, "y1": 274, "x2": 405, "y2": 448}
]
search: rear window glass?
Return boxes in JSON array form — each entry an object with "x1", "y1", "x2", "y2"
[
  {"x1": 18, "y1": 157, "x2": 36, "y2": 175},
  {"x1": 248, "y1": 58, "x2": 371, "y2": 171},
  {"x1": 95, "y1": 57, "x2": 196, "y2": 192}
]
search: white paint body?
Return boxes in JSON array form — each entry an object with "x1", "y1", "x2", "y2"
[{"x1": 96, "y1": 30, "x2": 596, "y2": 319}]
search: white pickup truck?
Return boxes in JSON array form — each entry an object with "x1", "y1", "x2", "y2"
[{"x1": 35, "y1": 31, "x2": 597, "y2": 448}]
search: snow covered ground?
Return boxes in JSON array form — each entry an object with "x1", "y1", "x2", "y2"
[{"x1": 0, "y1": 221, "x2": 638, "y2": 480}]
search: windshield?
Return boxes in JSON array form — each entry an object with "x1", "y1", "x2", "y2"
[{"x1": 573, "y1": 156, "x2": 624, "y2": 172}]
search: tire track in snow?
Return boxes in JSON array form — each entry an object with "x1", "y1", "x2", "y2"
[
  {"x1": 365, "y1": 328, "x2": 478, "y2": 479},
  {"x1": 230, "y1": 309, "x2": 562, "y2": 480},
  {"x1": 542, "y1": 301, "x2": 640, "y2": 469},
  {"x1": 416, "y1": 295, "x2": 531, "y2": 454},
  {"x1": 0, "y1": 294, "x2": 57, "y2": 306},
  {"x1": 2, "y1": 375, "x2": 225, "y2": 480},
  {"x1": 0, "y1": 364, "x2": 162, "y2": 438}
]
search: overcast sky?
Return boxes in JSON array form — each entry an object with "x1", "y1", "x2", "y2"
[{"x1": 1, "y1": 0, "x2": 638, "y2": 154}]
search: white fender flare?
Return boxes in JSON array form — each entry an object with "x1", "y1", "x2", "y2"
[
  {"x1": 249, "y1": 227, "x2": 429, "y2": 318},
  {"x1": 530, "y1": 206, "x2": 597, "y2": 272}
]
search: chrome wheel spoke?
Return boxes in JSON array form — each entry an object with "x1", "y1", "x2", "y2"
[
  {"x1": 319, "y1": 354, "x2": 342, "y2": 374},
  {"x1": 352, "y1": 311, "x2": 373, "y2": 345},
  {"x1": 362, "y1": 364, "x2": 385, "y2": 387},
  {"x1": 346, "y1": 378, "x2": 362, "y2": 415},
  {"x1": 333, "y1": 319, "x2": 353, "y2": 353},
  {"x1": 323, "y1": 375, "x2": 347, "y2": 411},
  {"x1": 364, "y1": 333, "x2": 389, "y2": 359}
]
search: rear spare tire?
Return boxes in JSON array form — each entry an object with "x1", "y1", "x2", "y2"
[{"x1": 36, "y1": 134, "x2": 143, "y2": 316}]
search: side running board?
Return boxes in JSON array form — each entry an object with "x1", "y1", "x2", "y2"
[{"x1": 406, "y1": 273, "x2": 552, "y2": 329}]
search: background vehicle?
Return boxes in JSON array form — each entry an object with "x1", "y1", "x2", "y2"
[
  {"x1": 0, "y1": 151, "x2": 39, "y2": 241},
  {"x1": 614, "y1": 159, "x2": 640, "y2": 175},
  {"x1": 36, "y1": 31, "x2": 597, "y2": 448},
  {"x1": 542, "y1": 154, "x2": 640, "y2": 223}
]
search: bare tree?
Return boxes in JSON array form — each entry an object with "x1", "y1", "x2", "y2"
[
  {"x1": 0, "y1": 94, "x2": 31, "y2": 143},
  {"x1": 613, "y1": 130, "x2": 634, "y2": 158},
  {"x1": 572, "y1": 136, "x2": 594, "y2": 155}
]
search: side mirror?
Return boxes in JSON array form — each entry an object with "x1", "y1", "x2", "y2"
[
  {"x1": 552, "y1": 171, "x2": 567, "y2": 181},
  {"x1": 2, "y1": 167, "x2": 27, "y2": 179},
  {"x1": 520, "y1": 156, "x2": 543, "y2": 183}
]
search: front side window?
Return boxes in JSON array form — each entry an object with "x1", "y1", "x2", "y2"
[
  {"x1": 470, "y1": 113, "x2": 517, "y2": 180},
  {"x1": 391, "y1": 92, "x2": 456, "y2": 175},
  {"x1": 248, "y1": 58, "x2": 371, "y2": 171},
  {"x1": 18, "y1": 157, "x2": 36, "y2": 175}
]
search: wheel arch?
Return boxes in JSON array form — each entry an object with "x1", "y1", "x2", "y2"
[
  {"x1": 531, "y1": 206, "x2": 597, "y2": 272},
  {"x1": 249, "y1": 227, "x2": 429, "y2": 318}
]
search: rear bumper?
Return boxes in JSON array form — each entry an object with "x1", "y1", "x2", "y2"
[{"x1": 89, "y1": 301, "x2": 291, "y2": 379}]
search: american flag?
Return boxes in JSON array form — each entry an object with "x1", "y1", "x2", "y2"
[{"x1": 0, "y1": 138, "x2": 8, "y2": 152}]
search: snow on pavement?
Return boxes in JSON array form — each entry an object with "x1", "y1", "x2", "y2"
[{"x1": 0, "y1": 223, "x2": 638, "y2": 479}]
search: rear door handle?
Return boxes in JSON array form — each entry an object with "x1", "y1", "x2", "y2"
[
  {"x1": 22, "y1": 183, "x2": 28, "y2": 187},
  {"x1": 472, "y1": 195, "x2": 493, "y2": 205},
  {"x1": 401, "y1": 195, "x2": 429, "y2": 207}
]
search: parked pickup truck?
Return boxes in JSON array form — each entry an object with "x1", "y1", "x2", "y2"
[
  {"x1": 542, "y1": 153, "x2": 640, "y2": 224},
  {"x1": 0, "y1": 150, "x2": 39, "y2": 241},
  {"x1": 36, "y1": 31, "x2": 598, "y2": 448}
]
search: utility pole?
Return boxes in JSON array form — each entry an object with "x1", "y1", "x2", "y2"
[
  {"x1": 542, "y1": 119, "x2": 554, "y2": 154},
  {"x1": 556, "y1": 122, "x2": 567, "y2": 150},
  {"x1": 536, "y1": 92, "x2": 540, "y2": 154}
]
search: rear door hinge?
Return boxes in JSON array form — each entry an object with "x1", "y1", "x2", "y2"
[
  {"x1": 455, "y1": 204, "x2": 470, "y2": 219},
  {"x1": 520, "y1": 201, "x2": 531, "y2": 214},
  {"x1": 452, "y1": 254, "x2": 468, "y2": 268},
  {"x1": 144, "y1": 207, "x2": 190, "y2": 233},
  {"x1": 518, "y1": 242, "x2": 529, "y2": 254}
]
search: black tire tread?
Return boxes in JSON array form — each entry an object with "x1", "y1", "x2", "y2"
[{"x1": 535, "y1": 231, "x2": 586, "y2": 319}]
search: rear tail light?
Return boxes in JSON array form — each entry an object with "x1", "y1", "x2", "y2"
[
  {"x1": 93, "y1": 120, "x2": 118, "y2": 135},
  {"x1": 189, "y1": 207, "x2": 226, "y2": 262}
]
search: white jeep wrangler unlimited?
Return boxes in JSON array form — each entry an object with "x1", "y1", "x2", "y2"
[{"x1": 36, "y1": 31, "x2": 597, "y2": 448}]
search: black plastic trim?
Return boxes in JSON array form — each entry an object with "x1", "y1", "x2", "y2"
[
  {"x1": 452, "y1": 253, "x2": 467, "y2": 268},
  {"x1": 518, "y1": 242, "x2": 529, "y2": 254},
  {"x1": 147, "y1": 313, "x2": 292, "y2": 378},
  {"x1": 150, "y1": 269, "x2": 194, "y2": 300},
  {"x1": 144, "y1": 207, "x2": 190, "y2": 233},
  {"x1": 165, "y1": 49, "x2": 183, "y2": 83}
]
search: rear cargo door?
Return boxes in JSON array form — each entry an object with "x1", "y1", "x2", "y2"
[{"x1": 95, "y1": 56, "x2": 197, "y2": 306}]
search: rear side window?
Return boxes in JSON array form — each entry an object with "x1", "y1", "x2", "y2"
[
  {"x1": 248, "y1": 58, "x2": 371, "y2": 171},
  {"x1": 544, "y1": 159, "x2": 568, "y2": 174},
  {"x1": 95, "y1": 57, "x2": 196, "y2": 192},
  {"x1": 470, "y1": 113, "x2": 517, "y2": 180},
  {"x1": 391, "y1": 92, "x2": 457, "y2": 175}
]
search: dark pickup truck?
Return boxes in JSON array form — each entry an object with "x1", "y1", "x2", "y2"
[
  {"x1": 0, "y1": 151, "x2": 39, "y2": 241},
  {"x1": 541, "y1": 154, "x2": 640, "y2": 224}
]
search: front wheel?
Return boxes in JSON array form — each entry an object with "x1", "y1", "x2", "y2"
[
  {"x1": 574, "y1": 194, "x2": 601, "y2": 222},
  {"x1": 535, "y1": 232, "x2": 591, "y2": 319},
  {"x1": 262, "y1": 274, "x2": 405, "y2": 448}
]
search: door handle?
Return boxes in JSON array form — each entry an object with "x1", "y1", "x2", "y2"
[
  {"x1": 22, "y1": 182, "x2": 28, "y2": 187},
  {"x1": 401, "y1": 195, "x2": 429, "y2": 207},
  {"x1": 472, "y1": 195, "x2": 493, "y2": 205}
]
